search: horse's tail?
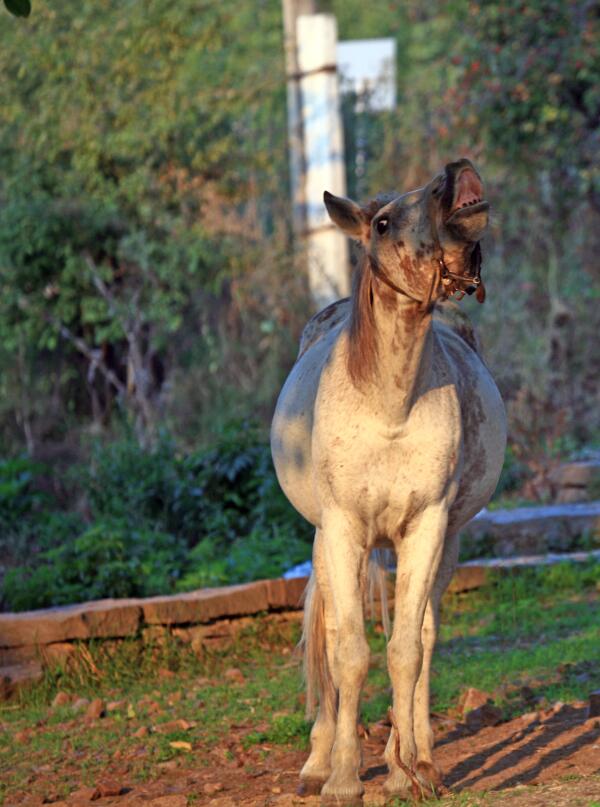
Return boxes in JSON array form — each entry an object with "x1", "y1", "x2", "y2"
[
  {"x1": 367, "y1": 548, "x2": 391, "y2": 638},
  {"x1": 301, "y1": 571, "x2": 336, "y2": 720}
]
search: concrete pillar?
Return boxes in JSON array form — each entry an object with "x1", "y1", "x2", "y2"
[{"x1": 297, "y1": 13, "x2": 350, "y2": 309}]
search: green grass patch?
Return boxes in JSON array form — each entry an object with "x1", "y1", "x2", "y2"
[{"x1": 0, "y1": 561, "x2": 599, "y2": 805}]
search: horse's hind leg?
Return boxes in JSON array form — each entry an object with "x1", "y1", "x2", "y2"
[
  {"x1": 299, "y1": 529, "x2": 338, "y2": 795},
  {"x1": 413, "y1": 531, "x2": 459, "y2": 791}
]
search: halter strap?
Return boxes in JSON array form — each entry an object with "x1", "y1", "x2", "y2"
[{"x1": 368, "y1": 194, "x2": 484, "y2": 307}]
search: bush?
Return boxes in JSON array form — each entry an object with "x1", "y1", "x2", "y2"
[
  {"x1": 3, "y1": 519, "x2": 186, "y2": 611},
  {"x1": 2, "y1": 423, "x2": 313, "y2": 611}
]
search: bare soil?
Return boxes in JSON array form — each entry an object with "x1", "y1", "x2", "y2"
[{"x1": 8, "y1": 703, "x2": 600, "y2": 807}]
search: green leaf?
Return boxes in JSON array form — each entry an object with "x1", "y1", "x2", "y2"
[{"x1": 4, "y1": 0, "x2": 31, "y2": 18}]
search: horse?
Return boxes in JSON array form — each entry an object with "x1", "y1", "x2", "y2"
[{"x1": 270, "y1": 158, "x2": 506, "y2": 804}]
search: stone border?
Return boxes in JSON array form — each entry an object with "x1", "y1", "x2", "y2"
[
  {"x1": 0, "y1": 577, "x2": 308, "y2": 650},
  {"x1": 2, "y1": 547, "x2": 599, "y2": 698}
]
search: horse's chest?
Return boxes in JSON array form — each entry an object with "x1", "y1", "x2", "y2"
[{"x1": 314, "y1": 394, "x2": 461, "y2": 522}]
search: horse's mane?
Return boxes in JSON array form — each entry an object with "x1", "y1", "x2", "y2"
[
  {"x1": 348, "y1": 253, "x2": 378, "y2": 387},
  {"x1": 346, "y1": 194, "x2": 483, "y2": 387},
  {"x1": 347, "y1": 193, "x2": 396, "y2": 387}
]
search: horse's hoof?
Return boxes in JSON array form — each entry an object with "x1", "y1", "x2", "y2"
[
  {"x1": 416, "y1": 760, "x2": 443, "y2": 791},
  {"x1": 297, "y1": 777, "x2": 325, "y2": 796},
  {"x1": 321, "y1": 795, "x2": 363, "y2": 807},
  {"x1": 383, "y1": 788, "x2": 412, "y2": 804}
]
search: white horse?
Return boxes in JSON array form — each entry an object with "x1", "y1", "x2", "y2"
[{"x1": 271, "y1": 159, "x2": 506, "y2": 804}]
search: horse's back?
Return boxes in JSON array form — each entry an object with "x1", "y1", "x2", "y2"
[{"x1": 297, "y1": 298, "x2": 351, "y2": 359}]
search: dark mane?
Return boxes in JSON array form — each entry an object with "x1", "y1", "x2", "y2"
[
  {"x1": 347, "y1": 194, "x2": 397, "y2": 387},
  {"x1": 348, "y1": 253, "x2": 378, "y2": 386}
]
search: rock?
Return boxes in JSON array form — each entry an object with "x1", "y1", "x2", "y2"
[
  {"x1": 145, "y1": 701, "x2": 162, "y2": 715},
  {"x1": 203, "y1": 783, "x2": 224, "y2": 795},
  {"x1": 70, "y1": 787, "x2": 97, "y2": 801},
  {"x1": 0, "y1": 661, "x2": 43, "y2": 701},
  {"x1": 146, "y1": 796, "x2": 187, "y2": 807},
  {"x1": 91, "y1": 781, "x2": 126, "y2": 799},
  {"x1": 448, "y1": 566, "x2": 488, "y2": 593},
  {"x1": 465, "y1": 702, "x2": 503, "y2": 730},
  {"x1": 157, "y1": 760, "x2": 178, "y2": 771},
  {"x1": 224, "y1": 667, "x2": 245, "y2": 684},
  {"x1": 158, "y1": 667, "x2": 175, "y2": 679},
  {"x1": 72, "y1": 697, "x2": 90, "y2": 712},
  {"x1": 43, "y1": 643, "x2": 76, "y2": 667},
  {"x1": 85, "y1": 698, "x2": 105, "y2": 720},
  {"x1": 154, "y1": 718, "x2": 193, "y2": 734},
  {"x1": 52, "y1": 691, "x2": 72, "y2": 708},
  {"x1": 459, "y1": 687, "x2": 491, "y2": 716},
  {"x1": 588, "y1": 690, "x2": 600, "y2": 717}
]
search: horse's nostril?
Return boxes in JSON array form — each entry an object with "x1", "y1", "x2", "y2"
[{"x1": 465, "y1": 285, "x2": 477, "y2": 295}]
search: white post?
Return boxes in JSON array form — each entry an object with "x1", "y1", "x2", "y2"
[
  {"x1": 281, "y1": 0, "x2": 315, "y2": 237},
  {"x1": 297, "y1": 13, "x2": 350, "y2": 310}
]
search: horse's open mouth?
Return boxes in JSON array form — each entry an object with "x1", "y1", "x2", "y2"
[{"x1": 445, "y1": 166, "x2": 489, "y2": 224}]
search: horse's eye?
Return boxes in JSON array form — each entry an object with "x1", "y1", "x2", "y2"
[{"x1": 376, "y1": 218, "x2": 389, "y2": 235}]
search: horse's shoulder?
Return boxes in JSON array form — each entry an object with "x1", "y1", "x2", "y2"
[
  {"x1": 433, "y1": 300, "x2": 481, "y2": 355},
  {"x1": 297, "y1": 298, "x2": 351, "y2": 360}
]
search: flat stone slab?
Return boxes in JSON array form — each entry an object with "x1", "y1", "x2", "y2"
[
  {"x1": 462, "y1": 548, "x2": 600, "y2": 568},
  {"x1": 0, "y1": 661, "x2": 43, "y2": 698},
  {"x1": 0, "y1": 599, "x2": 142, "y2": 648},
  {"x1": 0, "y1": 577, "x2": 307, "y2": 648},
  {"x1": 549, "y1": 460, "x2": 600, "y2": 488},
  {"x1": 461, "y1": 501, "x2": 600, "y2": 557},
  {"x1": 142, "y1": 577, "x2": 306, "y2": 625}
]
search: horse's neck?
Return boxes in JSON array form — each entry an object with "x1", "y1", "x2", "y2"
[{"x1": 367, "y1": 290, "x2": 434, "y2": 423}]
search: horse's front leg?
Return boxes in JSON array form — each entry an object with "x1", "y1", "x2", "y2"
[
  {"x1": 319, "y1": 510, "x2": 369, "y2": 806},
  {"x1": 384, "y1": 504, "x2": 447, "y2": 800}
]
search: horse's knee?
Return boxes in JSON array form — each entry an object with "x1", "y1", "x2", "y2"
[
  {"x1": 335, "y1": 631, "x2": 369, "y2": 685},
  {"x1": 387, "y1": 632, "x2": 422, "y2": 679}
]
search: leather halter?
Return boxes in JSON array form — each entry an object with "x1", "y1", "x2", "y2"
[{"x1": 369, "y1": 192, "x2": 484, "y2": 309}]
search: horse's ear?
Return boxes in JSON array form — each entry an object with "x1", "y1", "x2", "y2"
[{"x1": 324, "y1": 191, "x2": 368, "y2": 242}]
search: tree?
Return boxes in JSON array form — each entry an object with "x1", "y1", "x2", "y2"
[{"x1": 0, "y1": 1, "x2": 292, "y2": 447}]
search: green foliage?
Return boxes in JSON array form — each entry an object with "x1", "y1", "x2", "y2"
[
  {"x1": 0, "y1": 456, "x2": 46, "y2": 529},
  {"x1": 492, "y1": 444, "x2": 531, "y2": 498},
  {"x1": 0, "y1": 0, "x2": 293, "y2": 446},
  {"x1": 3, "y1": 519, "x2": 187, "y2": 611},
  {"x1": 2, "y1": 424, "x2": 312, "y2": 611}
]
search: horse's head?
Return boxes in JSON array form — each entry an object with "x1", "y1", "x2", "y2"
[{"x1": 324, "y1": 158, "x2": 489, "y2": 306}]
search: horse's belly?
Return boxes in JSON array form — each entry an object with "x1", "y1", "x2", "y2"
[
  {"x1": 270, "y1": 335, "x2": 336, "y2": 528},
  {"x1": 449, "y1": 366, "x2": 507, "y2": 532}
]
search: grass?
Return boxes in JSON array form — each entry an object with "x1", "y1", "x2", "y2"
[{"x1": 0, "y1": 561, "x2": 599, "y2": 804}]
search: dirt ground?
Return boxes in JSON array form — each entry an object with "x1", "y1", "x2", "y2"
[{"x1": 10, "y1": 701, "x2": 600, "y2": 807}]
